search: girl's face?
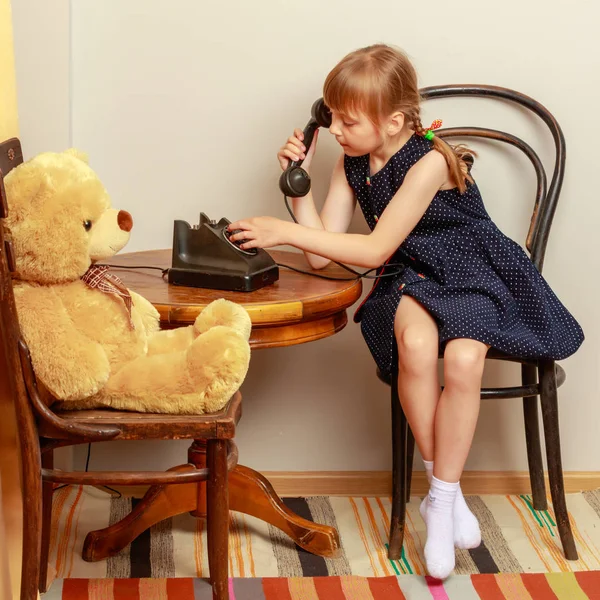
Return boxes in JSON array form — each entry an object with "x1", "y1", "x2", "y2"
[{"x1": 328, "y1": 110, "x2": 384, "y2": 156}]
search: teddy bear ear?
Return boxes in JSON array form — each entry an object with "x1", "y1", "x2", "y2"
[
  {"x1": 64, "y1": 148, "x2": 90, "y2": 164},
  {"x1": 3, "y1": 166, "x2": 55, "y2": 216}
]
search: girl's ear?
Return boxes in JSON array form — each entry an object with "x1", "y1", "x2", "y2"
[{"x1": 387, "y1": 112, "x2": 405, "y2": 135}]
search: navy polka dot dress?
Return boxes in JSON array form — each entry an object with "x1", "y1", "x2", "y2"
[{"x1": 347, "y1": 134, "x2": 584, "y2": 377}]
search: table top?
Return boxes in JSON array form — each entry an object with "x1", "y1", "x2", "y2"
[{"x1": 108, "y1": 249, "x2": 363, "y2": 349}]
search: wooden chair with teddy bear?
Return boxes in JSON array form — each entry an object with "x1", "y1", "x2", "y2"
[{"x1": 0, "y1": 138, "x2": 252, "y2": 600}]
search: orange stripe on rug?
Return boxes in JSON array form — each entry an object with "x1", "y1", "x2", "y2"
[
  {"x1": 49, "y1": 486, "x2": 72, "y2": 573},
  {"x1": 362, "y1": 498, "x2": 392, "y2": 576},
  {"x1": 368, "y1": 575, "x2": 406, "y2": 599},
  {"x1": 375, "y1": 497, "x2": 424, "y2": 575},
  {"x1": 568, "y1": 514, "x2": 600, "y2": 568},
  {"x1": 313, "y1": 575, "x2": 346, "y2": 599},
  {"x1": 574, "y1": 571, "x2": 600, "y2": 598},
  {"x1": 113, "y1": 578, "x2": 140, "y2": 600},
  {"x1": 507, "y1": 495, "x2": 554, "y2": 571},
  {"x1": 194, "y1": 518, "x2": 204, "y2": 577},
  {"x1": 495, "y1": 573, "x2": 534, "y2": 600},
  {"x1": 288, "y1": 576, "x2": 319, "y2": 599},
  {"x1": 405, "y1": 502, "x2": 428, "y2": 575},
  {"x1": 229, "y1": 513, "x2": 245, "y2": 577},
  {"x1": 241, "y1": 514, "x2": 257, "y2": 578},
  {"x1": 530, "y1": 500, "x2": 585, "y2": 571},
  {"x1": 66, "y1": 487, "x2": 86, "y2": 578},
  {"x1": 55, "y1": 486, "x2": 83, "y2": 577},
  {"x1": 404, "y1": 511, "x2": 426, "y2": 575},
  {"x1": 520, "y1": 573, "x2": 559, "y2": 599},
  {"x1": 340, "y1": 574, "x2": 376, "y2": 600},
  {"x1": 470, "y1": 574, "x2": 507, "y2": 600},
  {"x1": 139, "y1": 577, "x2": 168, "y2": 600},
  {"x1": 349, "y1": 498, "x2": 379, "y2": 576},
  {"x1": 88, "y1": 578, "x2": 114, "y2": 600},
  {"x1": 262, "y1": 576, "x2": 293, "y2": 600},
  {"x1": 166, "y1": 578, "x2": 195, "y2": 599},
  {"x1": 62, "y1": 579, "x2": 89, "y2": 599}
]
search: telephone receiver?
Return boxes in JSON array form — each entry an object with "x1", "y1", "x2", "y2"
[{"x1": 279, "y1": 97, "x2": 332, "y2": 197}]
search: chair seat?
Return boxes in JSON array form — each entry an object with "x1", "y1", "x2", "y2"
[
  {"x1": 38, "y1": 391, "x2": 242, "y2": 441},
  {"x1": 485, "y1": 348, "x2": 540, "y2": 363},
  {"x1": 376, "y1": 355, "x2": 565, "y2": 399}
]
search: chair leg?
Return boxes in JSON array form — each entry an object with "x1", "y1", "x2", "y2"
[
  {"x1": 39, "y1": 450, "x2": 54, "y2": 593},
  {"x1": 522, "y1": 364, "x2": 547, "y2": 510},
  {"x1": 207, "y1": 439, "x2": 230, "y2": 600},
  {"x1": 539, "y1": 360, "x2": 577, "y2": 561},
  {"x1": 406, "y1": 427, "x2": 415, "y2": 503},
  {"x1": 21, "y1": 452, "x2": 42, "y2": 600},
  {"x1": 389, "y1": 366, "x2": 408, "y2": 561}
]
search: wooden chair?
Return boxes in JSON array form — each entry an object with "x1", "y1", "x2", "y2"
[
  {"x1": 0, "y1": 138, "x2": 241, "y2": 600},
  {"x1": 377, "y1": 85, "x2": 578, "y2": 562}
]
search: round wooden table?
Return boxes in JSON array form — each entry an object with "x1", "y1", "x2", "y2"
[
  {"x1": 110, "y1": 249, "x2": 362, "y2": 348},
  {"x1": 94, "y1": 249, "x2": 362, "y2": 559}
]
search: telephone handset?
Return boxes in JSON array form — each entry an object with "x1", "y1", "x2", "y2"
[{"x1": 278, "y1": 98, "x2": 332, "y2": 198}]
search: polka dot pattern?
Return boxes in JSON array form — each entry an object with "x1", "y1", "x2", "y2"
[{"x1": 346, "y1": 134, "x2": 584, "y2": 376}]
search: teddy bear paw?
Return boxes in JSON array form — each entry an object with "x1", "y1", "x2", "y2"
[
  {"x1": 186, "y1": 325, "x2": 250, "y2": 411},
  {"x1": 193, "y1": 299, "x2": 252, "y2": 341}
]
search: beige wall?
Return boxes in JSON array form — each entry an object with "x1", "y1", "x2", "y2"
[
  {"x1": 0, "y1": 0, "x2": 21, "y2": 597},
  {"x1": 11, "y1": 1, "x2": 599, "y2": 477}
]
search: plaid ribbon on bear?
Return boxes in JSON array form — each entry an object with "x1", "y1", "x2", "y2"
[{"x1": 81, "y1": 264, "x2": 134, "y2": 328}]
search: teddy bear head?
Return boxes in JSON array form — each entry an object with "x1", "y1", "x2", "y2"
[{"x1": 2, "y1": 148, "x2": 133, "y2": 284}]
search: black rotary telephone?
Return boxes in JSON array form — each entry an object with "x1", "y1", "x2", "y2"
[{"x1": 168, "y1": 213, "x2": 279, "y2": 292}]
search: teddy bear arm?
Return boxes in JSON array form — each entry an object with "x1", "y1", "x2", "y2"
[
  {"x1": 15, "y1": 286, "x2": 111, "y2": 401},
  {"x1": 129, "y1": 290, "x2": 160, "y2": 336}
]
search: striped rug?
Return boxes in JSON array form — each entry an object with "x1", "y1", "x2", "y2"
[
  {"x1": 44, "y1": 572, "x2": 600, "y2": 599},
  {"x1": 45, "y1": 486, "x2": 600, "y2": 584}
]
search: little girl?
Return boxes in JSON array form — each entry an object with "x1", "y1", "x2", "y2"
[{"x1": 229, "y1": 44, "x2": 584, "y2": 579}]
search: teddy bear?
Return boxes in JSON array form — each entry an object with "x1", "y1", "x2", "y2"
[{"x1": 1, "y1": 148, "x2": 252, "y2": 415}]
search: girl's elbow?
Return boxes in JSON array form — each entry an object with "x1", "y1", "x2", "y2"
[
  {"x1": 369, "y1": 247, "x2": 392, "y2": 269},
  {"x1": 307, "y1": 254, "x2": 331, "y2": 270}
]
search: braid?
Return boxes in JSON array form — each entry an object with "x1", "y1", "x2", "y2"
[
  {"x1": 411, "y1": 115, "x2": 426, "y2": 137},
  {"x1": 411, "y1": 113, "x2": 474, "y2": 194}
]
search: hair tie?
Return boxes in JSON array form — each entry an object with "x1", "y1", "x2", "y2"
[{"x1": 422, "y1": 119, "x2": 443, "y2": 140}]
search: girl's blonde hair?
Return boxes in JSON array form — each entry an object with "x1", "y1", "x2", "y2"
[{"x1": 323, "y1": 44, "x2": 474, "y2": 193}]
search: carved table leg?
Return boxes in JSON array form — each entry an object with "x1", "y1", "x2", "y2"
[
  {"x1": 228, "y1": 464, "x2": 341, "y2": 557},
  {"x1": 190, "y1": 440, "x2": 341, "y2": 558},
  {"x1": 84, "y1": 440, "x2": 341, "y2": 562},
  {"x1": 82, "y1": 465, "x2": 198, "y2": 561}
]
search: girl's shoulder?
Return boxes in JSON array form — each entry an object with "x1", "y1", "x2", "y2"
[
  {"x1": 343, "y1": 152, "x2": 368, "y2": 188},
  {"x1": 391, "y1": 134, "x2": 435, "y2": 167}
]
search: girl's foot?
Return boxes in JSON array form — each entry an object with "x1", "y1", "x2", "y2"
[
  {"x1": 422, "y1": 476, "x2": 458, "y2": 580},
  {"x1": 421, "y1": 460, "x2": 481, "y2": 549}
]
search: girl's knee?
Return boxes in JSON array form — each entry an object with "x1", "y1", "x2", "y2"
[
  {"x1": 444, "y1": 341, "x2": 487, "y2": 389},
  {"x1": 397, "y1": 325, "x2": 438, "y2": 371}
]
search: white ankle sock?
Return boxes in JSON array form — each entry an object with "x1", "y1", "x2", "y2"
[
  {"x1": 420, "y1": 460, "x2": 481, "y2": 550},
  {"x1": 423, "y1": 476, "x2": 458, "y2": 580}
]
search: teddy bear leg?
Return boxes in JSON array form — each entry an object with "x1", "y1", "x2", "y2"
[
  {"x1": 97, "y1": 326, "x2": 250, "y2": 414},
  {"x1": 146, "y1": 326, "x2": 196, "y2": 355},
  {"x1": 185, "y1": 325, "x2": 251, "y2": 413},
  {"x1": 147, "y1": 299, "x2": 251, "y2": 356}
]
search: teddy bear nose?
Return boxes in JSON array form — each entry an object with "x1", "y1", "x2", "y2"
[{"x1": 117, "y1": 210, "x2": 133, "y2": 232}]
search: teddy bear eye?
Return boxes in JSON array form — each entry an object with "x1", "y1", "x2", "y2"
[{"x1": 83, "y1": 220, "x2": 93, "y2": 231}]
